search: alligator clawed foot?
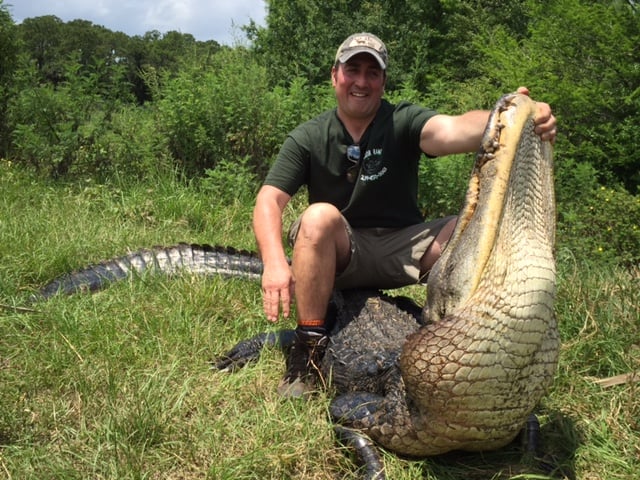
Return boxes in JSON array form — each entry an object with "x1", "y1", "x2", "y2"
[
  {"x1": 211, "y1": 330, "x2": 296, "y2": 372},
  {"x1": 334, "y1": 425, "x2": 386, "y2": 480}
]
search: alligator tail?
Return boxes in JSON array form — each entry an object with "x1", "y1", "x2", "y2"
[{"x1": 32, "y1": 243, "x2": 263, "y2": 301}]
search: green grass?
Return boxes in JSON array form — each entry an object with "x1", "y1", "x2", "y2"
[{"x1": 1, "y1": 161, "x2": 639, "y2": 479}]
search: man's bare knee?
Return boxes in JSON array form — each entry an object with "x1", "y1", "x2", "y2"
[{"x1": 297, "y1": 203, "x2": 344, "y2": 242}]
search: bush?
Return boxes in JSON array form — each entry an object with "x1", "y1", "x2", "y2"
[
  {"x1": 418, "y1": 154, "x2": 473, "y2": 219},
  {"x1": 154, "y1": 51, "x2": 335, "y2": 179},
  {"x1": 155, "y1": 48, "x2": 279, "y2": 175},
  {"x1": 7, "y1": 58, "x2": 162, "y2": 180},
  {"x1": 77, "y1": 105, "x2": 170, "y2": 180},
  {"x1": 557, "y1": 183, "x2": 640, "y2": 267},
  {"x1": 9, "y1": 81, "x2": 89, "y2": 177},
  {"x1": 201, "y1": 156, "x2": 259, "y2": 206}
]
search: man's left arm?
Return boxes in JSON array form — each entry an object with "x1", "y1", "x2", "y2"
[
  {"x1": 419, "y1": 110, "x2": 491, "y2": 157},
  {"x1": 419, "y1": 88, "x2": 556, "y2": 157}
]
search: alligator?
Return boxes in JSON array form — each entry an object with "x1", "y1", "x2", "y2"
[{"x1": 31, "y1": 93, "x2": 557, "y2": 479}]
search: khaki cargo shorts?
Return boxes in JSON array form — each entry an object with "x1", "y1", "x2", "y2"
[{"x1": 288, "y1": 215, "x2": 456, "y2": 290}]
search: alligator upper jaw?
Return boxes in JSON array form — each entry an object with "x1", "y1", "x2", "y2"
[{"x1": 425, "y1": 93, "x2": 554, "y2": 322}]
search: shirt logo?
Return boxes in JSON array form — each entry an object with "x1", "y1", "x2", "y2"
[{"x1": 360, "y1": 148, "x2": 387, "y2": 182}]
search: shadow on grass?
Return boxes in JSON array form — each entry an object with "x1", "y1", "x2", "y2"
[{"x1": 404, "y1": 411, "x2": 579, "y2": 480}]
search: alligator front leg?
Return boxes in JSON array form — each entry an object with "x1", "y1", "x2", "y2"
[{"x1": 212, "y1": 329, "x2": 296, "y2": 371}]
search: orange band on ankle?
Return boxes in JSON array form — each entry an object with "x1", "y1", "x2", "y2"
[{"x1": 298, "y1": 319, "x2": 325, "y2": 328}]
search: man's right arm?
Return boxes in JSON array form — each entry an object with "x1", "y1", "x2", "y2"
[{"x1": 253, "y1": 185, "x2": 294, "y2": 322}]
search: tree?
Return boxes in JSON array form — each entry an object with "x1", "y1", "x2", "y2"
[
  {"x1": 248, "y1": 0, "x2": 534, "y2": 91},
  {"x1": 18, "y1": 16, "x2": 67, "y2": 85},
  {"x1": 0, "y1": 0, "x2": 19, "y2": 155},
  {"x1": 471, "y1": 0, "x2": 640, "y2": 192},
  {"x1": 118, "y1": 30, "x2": 221, "y2": 104}
]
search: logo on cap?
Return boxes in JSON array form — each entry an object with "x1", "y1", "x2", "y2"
[{"x1": 335, "y1": 33, "x2": 388, "y2": 70}]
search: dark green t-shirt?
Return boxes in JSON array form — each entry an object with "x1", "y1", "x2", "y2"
[{"x1": 264, "y1": 99, "x2": 437, "y2": 228}]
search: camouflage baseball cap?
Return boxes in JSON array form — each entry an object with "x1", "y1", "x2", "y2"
[{"x1": 334, "y1": 33, "x2": 388, "y2": 70}]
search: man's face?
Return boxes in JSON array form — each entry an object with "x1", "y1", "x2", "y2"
[{"x1": 332, "y1": 53, "x2": 386, "y2": 122}]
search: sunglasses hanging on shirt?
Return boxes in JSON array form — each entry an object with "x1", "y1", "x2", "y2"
[{"x1": 346, "y1": 144, "x2": 361, "y2": 183}]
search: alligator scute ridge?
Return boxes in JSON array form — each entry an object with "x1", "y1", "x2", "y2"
[{"x1": 32, "y1": 243, "x2": 263, "y2": 301}]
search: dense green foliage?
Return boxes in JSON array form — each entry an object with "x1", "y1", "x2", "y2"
[{"x1": 1, "y1": 0, "x2": 638, "y2": 266}]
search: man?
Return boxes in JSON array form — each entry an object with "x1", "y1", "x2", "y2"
[{"x1": 253, "y1": 33, "x2": 557, "y2": 398}]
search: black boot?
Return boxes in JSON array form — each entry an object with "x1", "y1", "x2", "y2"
[{"x1": 277, "y1": 327, "x2": 328, "y2": 398}]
